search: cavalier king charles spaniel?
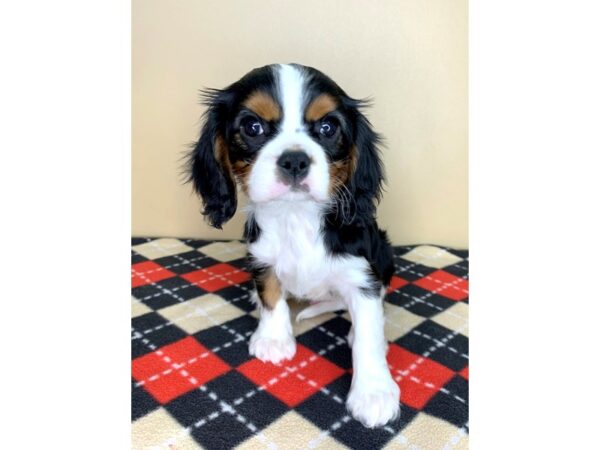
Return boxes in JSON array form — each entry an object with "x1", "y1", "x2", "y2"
[{"x1": 187, "y1": 63, "x2": 399, "y2": 427}]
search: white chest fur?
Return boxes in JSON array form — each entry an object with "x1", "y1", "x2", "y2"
[
  {"x1": 248, "y1": 200, "x2": 371, "y2": 301},
  {"x1": 249, "y1": 200, "x2": 329, "y2": 299}
]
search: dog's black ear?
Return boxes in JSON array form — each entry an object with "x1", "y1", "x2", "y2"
[
  {"x1": 345, "y1": 98, "x2": 385, "y2": 220},
  {"x1": 187, "y1": 89, "x2": 237, "y2": 229}
]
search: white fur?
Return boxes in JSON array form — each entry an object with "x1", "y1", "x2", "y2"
[
  {"x1": 295, "y1": 298, "x2": 347, "y2": 322},
  {"x1": 245, "y1": 64, "x2": 399, "y2": 427},
  {"x1": 248, "y1": 291, "x2": 296, "y2": 364},
  {"x1": 247, "y1": 64, "x2": 330, "y2": 204},
  {"x1": 247, "y1": 200, "x2": 400, "y2": 427},
  {"x1": 345, "y1": 289, "x2": 400, "y2": 428}
]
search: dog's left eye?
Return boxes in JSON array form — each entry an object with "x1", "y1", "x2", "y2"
[
  {"x1": 319, "y1": 119, "x2": 337, "y2": 138},
  {"x1": 242, "y1": 119, "x2": 264, "y2": 137}
]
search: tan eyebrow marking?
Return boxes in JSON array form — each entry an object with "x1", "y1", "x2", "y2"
[
  {"x1": 305, "y1": 94, "x2": 338, "y2": 121},
  {"x1": 242, "y1": 91, "x2": 281, "y2": 121}
]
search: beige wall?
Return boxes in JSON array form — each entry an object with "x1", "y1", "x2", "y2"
[{"x1": 132, "y1": 0, "x2": 468, "y2": 247}]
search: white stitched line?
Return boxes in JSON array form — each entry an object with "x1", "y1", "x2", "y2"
[
  {"x1": 135, "y1": 328, "x2": 274, "y2": 450},
  {"x1": 317, "y1": 326, "x2": 347, "y2": 345},
  {"x1": 170, "y1": 252, "x2": 251, "y2": 292},
  {"x1": 442, "y1": 422, "x2": 469, "y2": 450},
  {"x1": 396, "y1": 267, "x2": 469, "y2": 295},
  {"x1": 206, "y1": 325, "x2": 348, "y2": 422},
  {"x1": 150, "y1": 325, "x2": 350, "y2": 449},
  {"x1": 131, "y1": 253, "x2": 211, "y2": 277},
  {"x1": 411, "y1": 330, "x2": 468, "y2": 360},
  {"x1": 318, "y1": 320, "x2": 469, "y2": 417},
  {"x1": 390, "y1": 274, "x2": 469, "y2": 321},
  {"x1": 133, "y1": 330, "x2": 253, "y2": 387},
  {"x1": 399, "y1": 246, "x2": 464, "y2": 267},
  {"x1": 132, "y1": 267, "x2": 248, "y2": 301},
  {"x1": 131, "y1": 292, "x2": 251, "y2": 340},
  {"x1": 389, "y1": 323, "x2": 469, "y2": 406},
  {"x1": 297, "y1": 375, "x2": 421, "y2": 450},
  {"x1": 131, "y1": 267, "x2": 248, "y2": 343}
]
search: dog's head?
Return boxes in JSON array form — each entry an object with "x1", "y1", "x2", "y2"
[{"x1": 187, "y1": 63, "x2": 384, "y2": 228}]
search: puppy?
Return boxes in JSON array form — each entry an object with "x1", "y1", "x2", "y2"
[{"x1": 187, "y1": 64, "x2": 399, "y2": 428}]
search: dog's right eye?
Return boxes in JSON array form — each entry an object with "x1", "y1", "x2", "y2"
[{"x1": 242, "y1": 118, "x2": 264, "y2": 137}]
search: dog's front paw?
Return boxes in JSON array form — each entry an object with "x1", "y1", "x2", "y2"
[
  {"x1": 346, "y1": 373, "x2": 400, "y2": 428},
  {"x1": 249, "y1": 331, "x2": 296, "y2": 364}
]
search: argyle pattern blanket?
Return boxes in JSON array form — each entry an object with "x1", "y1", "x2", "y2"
[{"x1": 131, "y1": 238, "x2": 469, "y2": 450}]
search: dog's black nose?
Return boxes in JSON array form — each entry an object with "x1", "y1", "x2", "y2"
[{"x1": 277, "y1": 151, "x2": 311, "y2": 182}]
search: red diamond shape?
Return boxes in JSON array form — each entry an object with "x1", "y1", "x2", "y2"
[
  {"x1": 387, "y1": 275, "x2": 409, "y2": 293},
  {"x1": 387, "y1": 344, "x2": 455, "y2": 409},
  {"x1": 132, "y1": 336, "x2": 230, "y2": 404},
  {"x1": 412, "y1": 270, "x2": 469, "y2": 301},
  {"x1": 131, "y1": 261, "x2": 176, "y2": 288},
  {"x1": 459, "y1": 365, "x2": 468, "y2": 380},
  {"x1": 181, "y1": 263, "x2": 251, "y2": 292},
  {"x1": 237, "y1": 344, "x2": 345, "y2": 407}
]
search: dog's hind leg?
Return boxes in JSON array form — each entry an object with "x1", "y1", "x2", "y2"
[{"x1": 295, "y1": 298, "x2": 347, "y2": 322}]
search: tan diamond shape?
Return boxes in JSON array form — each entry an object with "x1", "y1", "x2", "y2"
[
  {"x1": 383, "y1": 413, "x2": 465, "y2": 449},
  {"x1": 384, "y1": 303, "x2": 427, "y2": 341},
  {"x1": 133, "y1": 238, "x2": 194, "y2": 260},
  {"x1": 432, "y1": 302, "x2": 469, "y2": 336},
  {"x1": 400, "y1": 245, "x2": 463, "y2": 269},
  {"x1": 235, "y1": 411, "x2": 349, "y2": 450},
  {"x1": 157, "y1": 294, "x2": 245, "y2": 334},
  {"x1": 132, "y1": 407, "x2": 202, "y2": 450},
  {"x1": 198, "y1": 240, "x2": 247, "y2": 262},
  {"x1": 132, "y1": 297, "x2": 152, "y2": 318}
]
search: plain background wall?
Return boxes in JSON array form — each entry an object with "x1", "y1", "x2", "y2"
[{"x1": 132, "y1": 0, "x2": 468, "y2": 247}]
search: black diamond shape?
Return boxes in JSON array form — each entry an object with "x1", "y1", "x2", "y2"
[
  {"x1": 423, "y1": 375, "x2": 468, "y2": 427},
  {"x1": 153, "y1": 251, "x2": 221, "y2": 275},
  {"x1": 181, "y1": 238, "x2": 215, "y2": 249},
  {"x1": 132, "y1": 237, "x2": 152, "y2": 246},
  {"x1": 296, "y1": 374, "x2": 418, "y2": 449},
  {"x1": 296, "y1": 317, "x2": 352, "y2": 370},
  {"x1": 295, "y1": 373, "x2": 351, "y2": 430},
  {"x1": 131, "y1": 378, "x2": 160, "y2": 421},
  {"x1": 131, "y1": 250, "x2": 148, "y2": 264},
  {"x1": 387, "y1": 284, "x2": 455, "y2": 318},
  {"x1": 395, "y1": 320, "x2": 468, "y2": 371},
  {"x1": 393, "y1": 246, "x2": 417, "y2": 257},
  {"x1": 445, "y1": 248, "x2": 468, "y2": 259},
  {"x1": 332, "y1": 404, "x2": 418, "y2": 450},
  {"x1": 132, "y1": 284, "x2": 179, "y2": 310},
  {"x1": 444, "y1": 260, "x2": 469, "y2": 279},
  {"x1": 206, "y1": 371, "x2": 287, "y2": 430},
  {"x1": 131, "y1": 312, "x2": 188, "y2": 359},
  {"x1": 194, "y1": 315, "x2": 258, "y2": 367},
  {"x1": 132, "y1": 276, "x2": 207, "y2": 310},
  {"x1": 165, "y1": 388, "x2": 253, "y2": 450},
  {"x1": 409, "y1": 321, "x2": 468, "y2": 371},
  {"x1": 393, "y1": 257, "x2": 438, "y2": 282},
  {"x1": 226, "y1": 256, "x2": 251, "y2": 271},
  {"x1": 216, "y1": 283, "x2": 255, "y2": 312}
]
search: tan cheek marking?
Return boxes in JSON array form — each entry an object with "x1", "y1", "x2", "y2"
[
  {"x1": 305, "y1": 94, "x2": 338, "y2": 121},
  {"x1": 232, "y1": 160, "x2": 251, "y2": 195},
  {"x1": 328, "y1": 146, "x2": 358, "y2": 195},
  {"x1": 243, "y1": 91, "x2": 281, "y2": 121},
  {"x1": 259, "y1": 268, "x2": 282, "y2": 310},
  {"x1": 214, "y1": 135, "x2": 234, "y2": 180}
]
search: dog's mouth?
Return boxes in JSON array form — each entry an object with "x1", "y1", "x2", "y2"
[{"x1": 290, "y1": 182, "x2": 310, "y2": 193}]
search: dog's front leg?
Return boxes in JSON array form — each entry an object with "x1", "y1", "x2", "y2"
[
  {"x1": 248, "y1": 267, "x2": 296, "y2": 364},
  {"x1": 346, "y1": 289, "x2": 400, "y2": 428}
]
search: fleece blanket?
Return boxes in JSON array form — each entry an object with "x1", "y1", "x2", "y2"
[{"x1": 132, "y1": 238, "x2": 468, "y2": 449}]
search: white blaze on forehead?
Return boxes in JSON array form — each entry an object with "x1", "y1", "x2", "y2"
[
  {"x1": 277, "y1": 64, "x2": 307, "y2": 133},
  {"x1": 247, "y1": 64, "x2": 329, "y2": 204}
]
